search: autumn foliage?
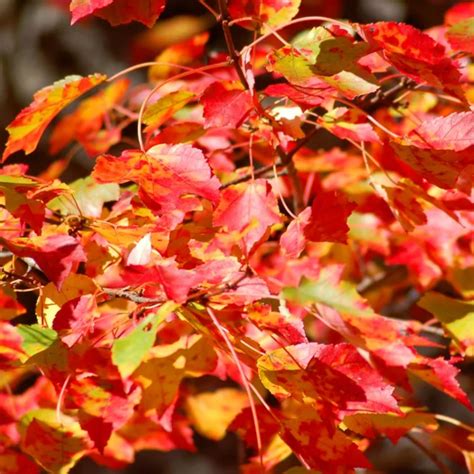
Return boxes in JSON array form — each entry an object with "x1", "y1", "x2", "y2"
[{"x1": 1, "y1": 0, "x2": 474, "y2": 472}]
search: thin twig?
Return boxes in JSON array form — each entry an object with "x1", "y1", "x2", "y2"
[
  {"x1": 218, "y1": 0, "x2": 249, "y2": 90},
  {"x1": 206, "y1": 306, "x2": 264, "y2": 471},
  {"x1": 103, "y1": 288, "x2": 164, "y2": 305},
  {"x1": 221, "y1": 162, "x2": 283, "y2": 188}
]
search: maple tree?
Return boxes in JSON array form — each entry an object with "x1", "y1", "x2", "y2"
[{"x1": 0, "y1": 0, "x2": 473, "y2": 472}]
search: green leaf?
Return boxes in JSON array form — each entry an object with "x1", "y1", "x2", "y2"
[
  {"x1": 17, "y1": 324, "x2": 58, "y2": 359},
  {"x1": 20, "y1": 409, "x2": 92, "y2": 473},
  {"x1": 143, "y1": 90, "x2": 195, "y2": 131},
  {"x1": 283, "y1": 271, "x2": 374, "y2": 317},
  {"x1": 447, "y1": 18, "x2": 474, "y2": 54},
  {"x1": 48, "y1": 177, "x2": 119, "y2": 218},
  {"x1": 450, "y1": 267, "x2": 474, "y2": 299},
  {"x1": 418, "y1": 292, "x2": 474, "y2": 356},
  {"x1": 112, "y1": 301, "x2": 177, "y2": 378}
]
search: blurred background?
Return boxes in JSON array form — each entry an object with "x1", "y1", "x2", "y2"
[{"x1": 0, "y1": 1, "x2": 472, "y2": 473}]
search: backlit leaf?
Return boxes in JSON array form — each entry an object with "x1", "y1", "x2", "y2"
[
  {"x1": 228, "y1": 0, "x2": 301, "y2": 29},
  {"x1": 418, "y1": 292, "x2": 474, "y2": 356},
  {"x1": 213, "y1": 179, "x2": 281, "y2": 252},
  {"x1": 0, "y1": 234, "x2": 85, "y2": 289},
  {"x1": 70, "y1": 0, "x2": 166, "y2": 27},
  {"x1": 143, "y1": 91, "x2": 195, "y2": 132},
  {"x1": 49, "y1": 177, "x2": 119, "y2": 218},
  {"x1": 185, "y1": 388, "x2": 248, "y2": 440},
  {"x1": 447, "y1": 18, "x2": 474, "y2": 54},
  {"x1": 343, "y1": 411, "x2": 438, "y2": 443},
  {"x1": 93, "y1": 144, "x2": 220, "y2": 214},
  {"x1": 359, "y1": 22, "x2": 465, "y2": 100},
  {"x1": 258, "y1": 342, "x2": 399, "y2": 413},
  {"x1": 112, "y1": 302, "x2": 177, "y2": 378},
  {"x1": 304, "y1": 190, "x2": 356, "y2": 243},
  {"x1": 21, "y1": 416, "x2": 92, "y2": 473},
  {"x1": 3, "y1": 74, "x2": 106, "y2": 161},
  {"x1": 201, "y1": 82, "x2": 253, "y2": 129}
]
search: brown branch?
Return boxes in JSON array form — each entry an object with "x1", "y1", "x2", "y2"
[
  {"x1": 103, "y1": 288, "x2": 164, "y2": 305},
  {"x1": 217, "y1": 0, "x2": 249, "y2": 90},
  {"x1": 221, "y1": 161, "x2": 283, "y2": 188},
  {"x1": 217, "y1": 0, "x2": 306, "y2": 213},
  {"x1": 356, "y1": 77, "x2": 416, "y2": 112},
  {"x1": 276, "y1": 144, "x2": 305, "y2": 213},
  {"x1": 286, "y1": 126, "x2": 319, "y2": 162}
]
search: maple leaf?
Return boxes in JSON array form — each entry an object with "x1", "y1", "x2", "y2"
[
  {"x1": 93, "y1": 144, "x2": 220, "y2": 214},
  {"x1": 2, "y1": 74, "x2": 106, "y2": 162},
  {"x1": 112, "y1": 302, "x2": 177, "y2": 378},
  {"x1": 447, "y1": 18, "x2": 474, "y2": 54},
  {"x1": 49, "y1": 78, "x2": 129, "y2": 155},
  {"x1": 0, "y1": 450, "x2": 40, "y2": 474},
  {"x1": 269, "y1": 28, "x2": 379, "y2": 99},
  {"x1": 410, "y1": 111, "x2": 474, "y2": 151},
  {"x1": 52, "y1": 295, "x2": 97, "y2": 347},
  {"x1": 359, "y1": 22, "x2": 465, "y2": 100},
  {"x1": 143, "y1": 91, "x2": 195, "y2": 132},
  {"x1": 133, "y1": 335, "x2": 217, "y2": 424},
  {"x1": 282, "y1": 271, "x2": 433, "y2": 372},
  {"x1": 258, "y1": 342, "x2": 399, "y2": 413},
  {"x1": 70, "y1": 376, "x2": 139, "y2": 451},
  {"x1": 0, "y1": 288, "x2": 25, "y2": 321},
  {"x1": 0, "y1": 322, "x2": 25, "y2": 369},
  {"x1": 280, "y1": 207, "x2": 311, "y2": 258},
  {"x1": 408, "y1": 355, "x2": 472, "y2": 409},
  {"x1": 149, "y1": 32, "x2": 210, "y2": 80},
  {"x1": 248, "y1": 303, "x2": 307, "y2": 345},
  {"x1": 185, "y1": 388, "x2": 248, "y2": 441},
  {"x1": 418, "y1": 292, "x2": 474, "y2": 356},
  {"x1": 304, "y1": 190, "x2": 356, "y2": 243},
  {"x1": 48, "y1": 176, "x2": 119, "y2": 218},
  {"x1": 201, "y1": 81, "x2": 253, "y2": 129},
  {"x1": 35, "y1": 273, "x2": 99, "y2": 327},
  {"x1": 343, "y1": 411, "x2": 438, "y2": 443},
  {"x1": 21, "y1": 414, "x2": 92, "y2": 473},
  {"x1": 391, "y1": 144, "x2": 474, "y2": 193},
  {"x1": 213, "y1": 179, "x2": 281, "y2": 253},
  {"x1": 445, "y1": 2, "x2": 474, "y2": 26},
  {"x1": 228, "y1": 0, "x2": 301, "y2": 29},
  {"x1": 0, "y1": 234, "x2": 85, "y2": 289},
  {"x1": 382, "y1": 179, "x2": 460, "y2": 232},
  {"x1": 279, "y1": 403, "x2": 371, "y2": 473},
  {"x1": 70, "y1": 0, "x2": 166, "y2": 27},
  {"x1": 0, "y1": 176, "x2": 67, "y2": 233},
  {"x1": 319, "y1": 107, "x2": 381, "y2": 143},
  {"x1": 265, "y1": 82, "x2": 335, "y2": 109}
]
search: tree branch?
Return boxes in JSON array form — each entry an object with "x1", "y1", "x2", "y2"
[
  {"x1": 356, "y1": 77, "x2": 416, "y2": 112},
  {"x1": 221, "y1": 161, "x2": 283, "y2": 188},
  {"x1": 217, "y1": 0, "x2": 249, "y2": 90},
  {"x1": 102, "y1": 288, "x2": 165, "y2": 305}
]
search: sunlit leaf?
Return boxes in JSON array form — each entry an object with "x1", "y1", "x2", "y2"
[
  {"x1": 3, "y1": 74, "x2": 106, "y2": 161},
  {"x1": 70, "y1": 0, "x2": 166, "y2": 27},
  {"x1": 418, "y1": 292, "x2": 474, "y2": 356}
]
